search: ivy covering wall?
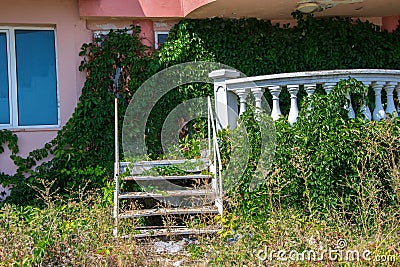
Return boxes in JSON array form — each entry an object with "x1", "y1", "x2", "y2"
[{"x1": 1, "y1": 13, "x2": 400, "y2": 206}]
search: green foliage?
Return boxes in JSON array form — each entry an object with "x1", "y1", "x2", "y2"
[
  {"x1": 3, "y1": 14, "x2": 400, "y2": 206},
  {"x1": 162, "y1": 14, "x2": 400, "y2": 112},
  {"x1": 0, "y1": 195, "x2": 164, "y2": 266},
  {"x1": 2, "y1": 27, "x2": 158, "y2": 205},
  {"x1": 1, "y1": 194, "x2": 399, "y2": 265},
  {"x1": 225, "y1": 79, "x2": 400, "y2": 228},
  {"x1": 0, "y1": 130, "x2": 19, "y2": 155},
  {"x1": 0, "y1": 130, "x2": 19, "y2": 192}
]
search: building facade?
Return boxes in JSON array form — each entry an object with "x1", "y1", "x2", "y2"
[{"x1": 0, "y1": 0, "x2": 399, "y2": 179}]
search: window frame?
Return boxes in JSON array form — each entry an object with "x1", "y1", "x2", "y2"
[
  {"x1": 154, "y1": 31, "x2": 169, "y2": 49},
  {"x1": 0, "y1": 26, "x2": 60, "y2": 130},
  {"x1": 93, "y1": 30, "x2": 110, "y2": 45},
  {"x1": 93, "y1": 29, "x2": 134, "y2": 45},
  {"x1": 0, "y1": 29, "x2": 12, "y2": 128}
]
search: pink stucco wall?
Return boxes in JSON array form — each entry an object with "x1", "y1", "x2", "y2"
[
  {"x1": 181, "y1": 0, "x2": 216, "y2": 17},
  {"x1": 79, "y1": 0, "x2": 183, "y2": 18},
  {"x1": 382, "y1": 16, "x2": 400, "y2": 32},
  {"x1": 79, "y1": 0, "x2": 215, "y2": 18},
  {"x1": 0, "y1": 0, "x2": 92, "y2": 176}
]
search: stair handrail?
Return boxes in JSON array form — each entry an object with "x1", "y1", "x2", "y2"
[
  {"x1": 207, "y1": 96, "x2": 223, "y2": 197},
  {"x1": 113, "y1": 67, "x2": 121, "y2": 237}
]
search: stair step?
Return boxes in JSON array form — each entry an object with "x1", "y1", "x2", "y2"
[
  {"x1": 127, "y1": 227, "x2": 221, "y2": 238},
  {"x1": 119, "y1": 189, "x2": 216, "y2": 199},
  {"x1": 124, "y1": 158, "x2": 209, "y2": 167},
  {"x1": 119, "y1": 206, "x2": 218, "y2": 218},
  {"x1": 120, "y1": 158, "x2": 210, "y2": 175},
  {"x1": 121, "y1": 174, "x2": 212, "y2": 181}
]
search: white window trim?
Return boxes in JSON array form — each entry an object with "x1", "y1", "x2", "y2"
[
  {"x1": 0, "y1": 29, "x2": 12, "y2": 128},
  {"x1": 154, "y1": 31, "x2": 169, "y2": 49},
  {"x1": 93, "y1": 30, "x2": 110, "y2": 45},
  {"x1": 0, "y1": 26, "x2": 60, "y2": 130},
  {"x1": 93, "y1": 29, "x2": 133, "y2": 45}
]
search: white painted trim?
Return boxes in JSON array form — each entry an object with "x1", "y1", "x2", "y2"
[
  {"x1": 0, "y1": 30, "x2": 12, "y2": 127},
  {"x1": 8, "y1": 28, "x2": 18, "y2": 129},
  {"x1": 54, "y1": 28, "x2": 61, "y2": 128},
  {"x1": 93, "y1": 30, "x2": 110, "y2": 45},
  {"x1": 154, "y1": 31, "x2": 169, "y2": 49},
  {"x1": 0, "y1": 126, "x2": 61, "y2": 131},
  {"x1": 225, "y1": 69, "x2": 400, "y2": 90},
  {"x1": 93, "y1": 29, "x2": 134, "y2": 45}
]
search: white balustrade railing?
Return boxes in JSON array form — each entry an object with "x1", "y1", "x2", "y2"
[{"x1": 209, "y1": 69, "x2": 400, "y2": 128}]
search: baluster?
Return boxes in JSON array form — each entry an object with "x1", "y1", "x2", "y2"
[
  {"x1": 236, "y1": 89, "x2": 249, "y2": 115},
  {"x1": 304, "y1": 84, "x2": 316, "y2": 96},
  {"x1": 361, "y1": 99, "x2": 372, "y2": 121},
  {"x1": 304, "y1": 84, "x2": 316, "y2": 113},
  {"x1": 252, "y1": 88, "x2": 265, "y2": 110},
  {"x1": 358, "y1": 80, "x2": 372, "y2": 121},
  {"x1": 323, "y1": 82, "x2": 336, "y2": 94},
  {"x1": 396, "y1": 83, "x2": 400, "y2": 116},
  {"x1": 345, "y1": 93, "x2": 356, "y2": 119},
  {"x1": 287, "y1": 85, "x2": 299, "y2": 125},
  {"x1": 371, "y1": 81, "x2": 386, "y2": 121},
  {"x1": 385, "y1": 82, "x2": 397, "y2": 117},
  {"x1": 269, "y1": 86, "x2": 282, "y2": 121}
]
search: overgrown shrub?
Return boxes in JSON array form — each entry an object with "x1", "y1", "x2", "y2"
[
  {"x1": 224, "y1": 79, "x2": 400, "y2": 230},
  {"x1": 2, "y1": 13, "x2": 400, "y2": 205},
  {"x1": 0, "y1": 193, "x2": 164, "y2": 266},
  {"x1": 1, "y1": 27, "x2": 158, "y2": 205}
]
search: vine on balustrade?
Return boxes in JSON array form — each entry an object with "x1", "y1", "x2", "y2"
[
  {"x1": 2, "y1": 13, "x2": 400, "y2": 206},
  {"x1": 223, "y1": 78, "x2": 400, "y2": 225}
]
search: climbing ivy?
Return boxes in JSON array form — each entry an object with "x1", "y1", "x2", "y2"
[
  {"x1": 1, "y1": 27, "x2": 159, "y2": 205},
  {"x1": 0, "y1": 130, "x2": 19, "y2": 197},
  {"x1": 2, "y1": 13, "x2": 400, "y2": 205},
  {"x1": 224, "y1": 79, "x2": 400, "y2": 224},
  {"x1": 0, "y1": 130, "x2": 18, "y2": 155},
  {"x1": 162, "y1": 13, "x2": 400, "y2": 113}
]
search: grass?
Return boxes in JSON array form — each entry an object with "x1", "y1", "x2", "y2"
[
  {"x1": 1, "y1": 191, "x2": 399, "y2": 266},
  {"x1": 2, "y1": 114, "x2": 400, "y2": 266},
  {"x1": 201, "y1": 208, "x2": 400, "y2": 266},
  {"x1": 0, "y1": 195, "x2": 156, "y2": 266}
]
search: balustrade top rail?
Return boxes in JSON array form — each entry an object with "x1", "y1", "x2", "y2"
[{"x1": 225, "y1": 69, "x2": 400, "y2": 90}]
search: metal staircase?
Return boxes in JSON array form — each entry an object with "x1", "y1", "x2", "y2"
[{"x1": 113, "y1": 96, "x2": 223, "y2": 238}]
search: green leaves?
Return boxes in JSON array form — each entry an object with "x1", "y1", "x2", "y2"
[
  {"x1": 4, "y1": 14, "x2": 400, "y2": 209},
  {"x1": 224, "y1": 79, "x2": 400, "y2": 227},
  {"x1": 0, "y1": 130, "x2": 19, "y2": 155},
  {"x1": 3, "y1": 27, "x2": 157, "y2": 205}
]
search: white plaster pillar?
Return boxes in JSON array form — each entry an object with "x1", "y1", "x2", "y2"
[
  {"x1": 209, "y1": 69, "x2": 241, "y2": 130},
  {"x1": 236, "y1": 89, "x2": 249, "y2": 115},
  {"x1": 385, "y1": 82, "x2": 397, "y2": 117},
  {"x1": 269, "y1": 86, "x2": 282, "y2": 121},
  {"x1": 358, "y1": 80, "x2": 372, "y2": 121},
  {"x1": 304, "y1": 84, "x2": 316, "y2": 96},
  {"x1": 396, "y1": 82, "x2": 400, "y2": 116},
  {"x1": 345, "y1": 93, "x2": 356, "y2": 119},
  {"x1": 323, "y1": 82, "x2": 336, "y2": 94},
  {"x1": 361, "y1": 104, "x2": 372, "y2": 121},
  {"x1": 287, "y1": 85, "x2": 299, "y2": 125},
  {"x1": 252, "y1": 88, "x2": 265, "y2": 110},
  {"x1": 371, "y1": 81, "x2": 386, "y2": 121}
]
